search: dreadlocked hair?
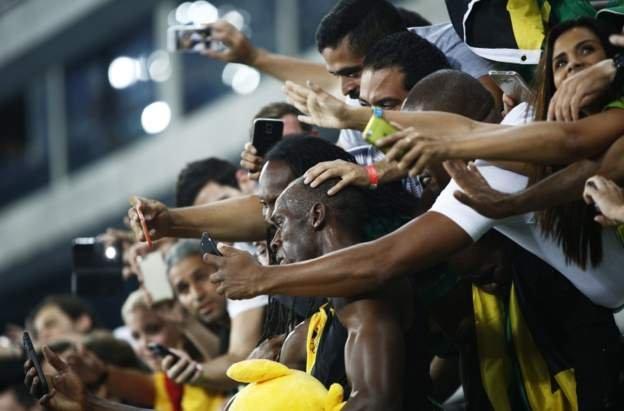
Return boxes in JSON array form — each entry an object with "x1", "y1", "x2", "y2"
[{"x1": 529, "y1": 17, "x2": 619, "y2": 268}]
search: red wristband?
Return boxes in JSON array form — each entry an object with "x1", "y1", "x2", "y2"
[{"x1": 366, "y1": 164, "x2": 379, "y2": 189}]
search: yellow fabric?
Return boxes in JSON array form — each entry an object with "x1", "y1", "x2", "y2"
[
  {"x1": 152, "y1": 372, "x2": 225, "y2": 411},
  {"x1": 506, "y1": 0, "x2": 546, "y2": 51},
  {"x1": 306, "y1": 304, "x2": 330, "y2": 374},
  {"x1": 226, "y1": 360, "x2": 345, "y2": 411},
  {"x1": 473, "y1": 285, "x2": 578, "y2": 411},
  {"x1": 472, "y1": 285, "x2": 512, "y2": 411},
  {"x1": 153, "y1": 373, "x2": 173, "y2": 411},
  {"x1": 509, "y1": 286, "x2": 577, "y2": 410}
]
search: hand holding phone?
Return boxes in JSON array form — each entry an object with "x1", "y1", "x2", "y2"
[
  {"x1": 201, "y1": 232, "x2": 222, "y2": 256},
  {"x1": 167, "y1": 26, "x2": 224, "y2": 53},
  {"x1": 23, "y1": 332, "x2": 49, "y2": 397},
  {"x1": 488, "y1": 70, "x2": 534, "y2": 104},
  {"x1": 251, "y1": 118, "x2": 284, "y2": 156},
  {"x1": 363, "y1": 108, "x2": 398, "y2": 152},
  {"x1": 134, "y1": 200, "x2": 153, "y2": 248},
  {"x1": 148, "y1": 343, "x2": 179, "y2": 360}
]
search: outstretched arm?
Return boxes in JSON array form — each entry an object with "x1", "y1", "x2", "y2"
[
  {"x1": 128, "y1": 195, "x2": 268, "y2": 243},
  {"x1": 446, "y1": 136, "x2": 624, "y2": 219},
  {"x1": 205, "y1": 20, "x2": 338, "y2": 93},
  {"x1": 207, "y1": 213, "x2": 473, "y2": 299}
]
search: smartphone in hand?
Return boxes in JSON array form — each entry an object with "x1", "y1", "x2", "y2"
[
  {"x1": 201, "y1": 232, "x2": 222, "y2": 256},
  {"x1": 488, "y1": 70, "x2": 534, "y2": 103},
  {"x1": 148, "y1": 343, "x2": 179, "y2": 360},
  {"x1": 252, "y1": 118, "x2": 284, "y2": 156},
  {"x1": 23, "y1": 332, "x2": 49, "y2": 397}
]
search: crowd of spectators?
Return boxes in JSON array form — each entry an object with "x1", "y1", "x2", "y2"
[{"x1": 3, "y1": 0, "x2": 624, "y2": 410}]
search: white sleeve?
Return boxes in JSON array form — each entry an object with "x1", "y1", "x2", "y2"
[
  {"x1": 430, "y1": 163, "x2": 529, "y2": 241},
  {"x1": 227, "y1": 295, "x2": 268, "y2": 319}
]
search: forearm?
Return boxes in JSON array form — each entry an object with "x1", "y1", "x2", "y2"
[
  {"x1": 168, "y1": 195, "x2": 267, "y2": 242},
  {"x1": 499, "y1": 160, "x2": 599, "y2": 215},
  {"x1": 252, "y1": 49, "x2": 338, "y2": 93},
  {"x1": 195, "y1": 354, "x2": 241, "y2": 391},
  {"x1": 105, "y1": 367, "x2": 155, "y2": 407},
  {"x1": 178, "y1": 317, "x2": 221, "y2": 360},
  {"x1": 262, "y1": 213, "x2": 472, "y2": 298},
  {"x1": 87, "y1": 394, "x2": 152, "y2": 411},
  {"x1": 449, "y1": 113, "x2": 624, "y2": 165}
]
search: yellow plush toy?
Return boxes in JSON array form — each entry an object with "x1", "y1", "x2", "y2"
[{"x1": 226, "y1": 360, "x2": 345, "y2": 411}]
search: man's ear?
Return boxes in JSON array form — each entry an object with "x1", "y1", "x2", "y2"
[{"x1": 310, "y1": 203, "x2": 326, "y2": 231}]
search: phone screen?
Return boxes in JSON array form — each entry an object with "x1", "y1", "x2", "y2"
[
  {"x1": 139, "y1": 252, "x2": 174, "y2": 303},
  {"x1": 167, "y1": 26, "x2": 222, "y2": 53},
  {"x1": 252, "y1": 118, "x2": 284, "y2": 156}
]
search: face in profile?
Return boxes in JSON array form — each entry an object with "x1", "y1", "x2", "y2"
[
  {"x1": 551, "y1": 27, "x2": 607, "y2": 90},
  {"x1": 321, "y1": 37, "x2": 365, "y2": 100},
  {"x1": 269, "y1": 189, "x2": 319, "y2": 265},
  {"x1": 168, "y1": 254, "x2": 227, "y2": 325},
  {"x1": 125, "y1": 307, "x2": 182, "y2": 371},
  {"x1": 258, "y1": 161, "x2": 296, "y2": 224},
  {"x1": 33, "y1": 305, "x2": 89, "y2": 345}
]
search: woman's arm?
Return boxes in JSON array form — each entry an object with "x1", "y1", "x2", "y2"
[{"x1": 449, "y1": 109, "x2": 624, "y2": 164}]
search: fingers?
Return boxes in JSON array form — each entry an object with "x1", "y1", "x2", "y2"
[
  {"x1": 203, "y1": 253, "x2": 221, "y2": 270},
  {"x1": 39, "y1": 389, "x2": 56, "y2": 406},
  {"x1": 217, "y1": 243, "x2": 239, "y2": 256},
  {"x1": 610, "y1": 33, "x2": 624, "y2": 48},
  {"x1": 164, "y1": 356, "x2": 199, "y2": 384},
  {"x1": 309, "y1": 168, "x2": 340, "y2": 188},
  {"x1": 43, "y1": 346, "x2": 68, "y2": 373},
  {"x1": 303, "y1": 162, "x2": 332, "y2": 185},
  {"x1": 327, "y1": 178, "x2": 351, "y2": 196},
  {"x1": 209, "y1": 271, "x2": 223, "y2": 285}
]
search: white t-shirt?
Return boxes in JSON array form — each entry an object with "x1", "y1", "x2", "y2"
[
  {"x1": 430, "y1": 162, "x2": 624, "y2": 309},
  {"x1": 226, "y1": 242, "x2": 268, "y2": 319}
]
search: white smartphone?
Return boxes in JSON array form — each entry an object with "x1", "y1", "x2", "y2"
[
  {"x1": 139, "y1": 252, "x2": 174, "y2": 303},
  {"x1": 488, "y1": 70, "x2": 534, "y2": 103},
  {"x1": 167, "y1": 25, "x2": 224, "y2": 53}
]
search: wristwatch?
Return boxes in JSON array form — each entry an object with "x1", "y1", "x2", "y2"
[{"x1": 614, "y1": 53, "x2": 624, "y2": 94}]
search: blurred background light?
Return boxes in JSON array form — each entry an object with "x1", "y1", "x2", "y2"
[
  {"x1": 141, "y1": 101, "x2": 171, "y2": 134},
  {"x1": 175, "y1": 2, "x2": 193, "y2": 24},
  {"x1": 222, "y1": 10, "x2": 245, "y2": 30},
  {"x1": 221, "y1": 62, "x2": 243, "y2": 86},
  {"x1": 104, "y1": 246, "x2": 117, "y2": 260},
  {"x1": 147, "y1": 50, "x2": 172, "y2": 82},
  {"x1": 189, "y1": 1, "x2": 218, "y2": 25},
  {"x1": 107, "y1": 56, "x2": 139, "y2": 89},
  {"x1": 231, "y1": 65, "x2": 260, "y2": 95}
]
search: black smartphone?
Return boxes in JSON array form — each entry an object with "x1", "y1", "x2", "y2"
[
  {"x1": 201, "y1": 232, "x2": 222, "y2": 256},
  {"x1": 22, "y1": 332, "x2": 49, "y2": 397},
  {"x1": 148, "y1": 343, "x2": 179, "y2": 359},
  {"x1": 71, "y1": 238, "x2": 123, "y2": 296},
  {"x1": 252, "y1": 118, "x2": 284, "y2": 156}
]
